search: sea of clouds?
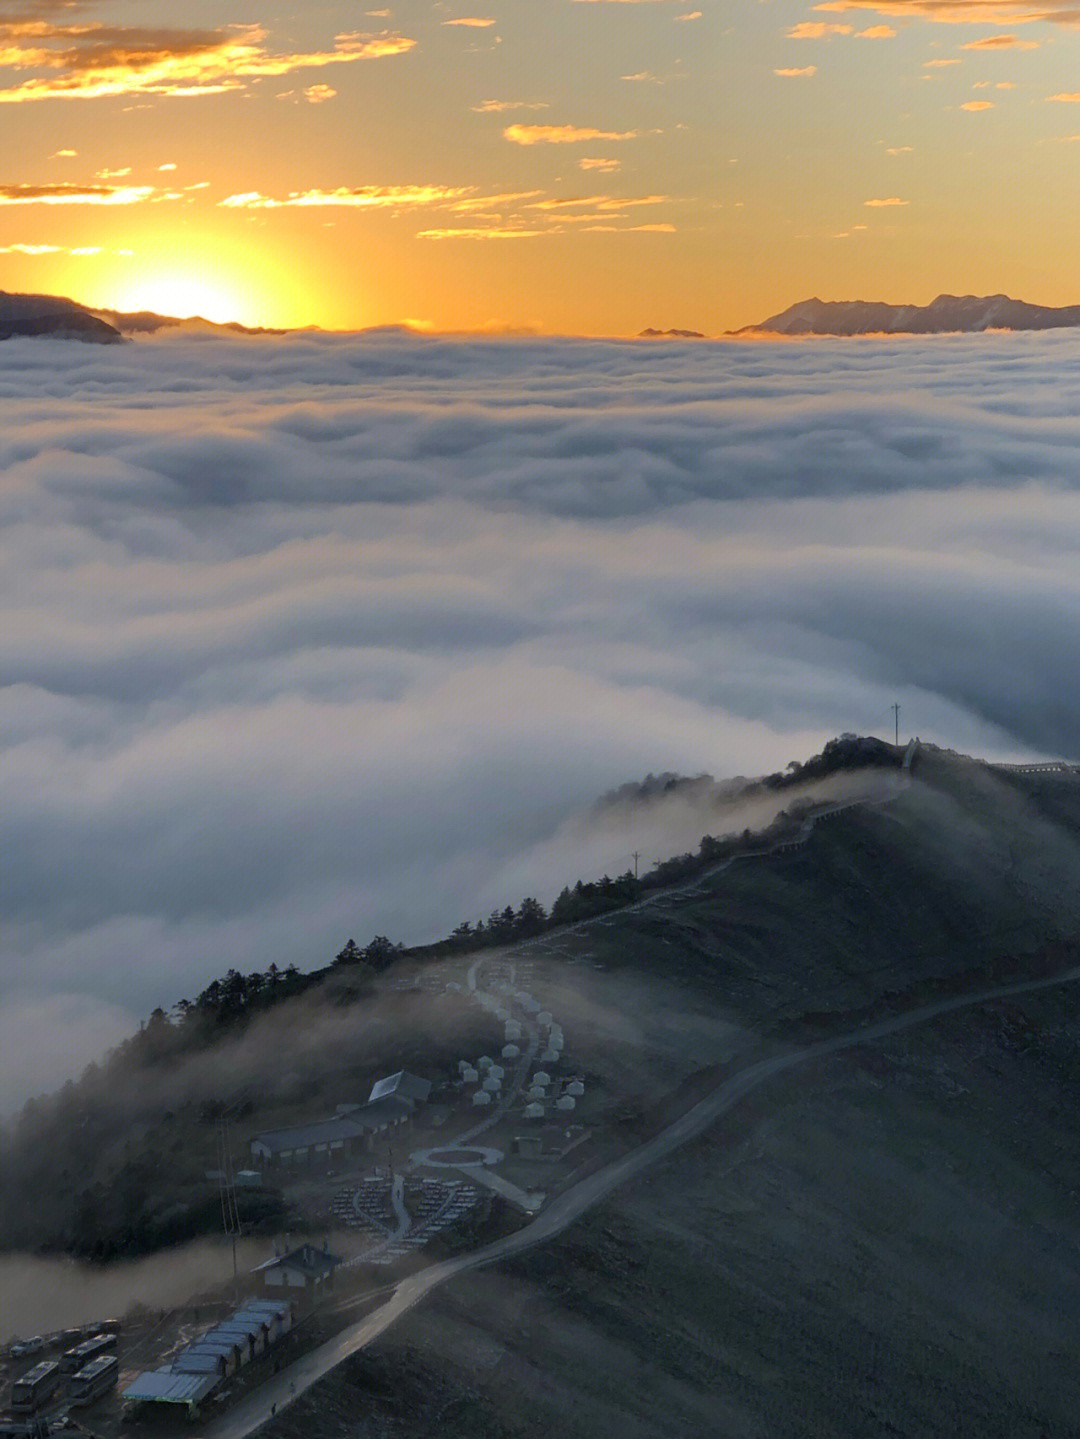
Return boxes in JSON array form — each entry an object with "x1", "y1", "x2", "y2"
[{"x1": 3, "y1": 326, "x2": 1079, "y2": 1104}]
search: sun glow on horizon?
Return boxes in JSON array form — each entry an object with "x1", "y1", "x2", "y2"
[{"x1": 105, "y1": 271, "x2": 259, "y2": 326}]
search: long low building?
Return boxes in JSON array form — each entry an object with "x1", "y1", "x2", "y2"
[
  {"x1": 250, "y1": 1092, "x2": 417, "y2": 1166},
  {"x1": 123, "y1": 1298, "x2": 293, "y2": 1419}
]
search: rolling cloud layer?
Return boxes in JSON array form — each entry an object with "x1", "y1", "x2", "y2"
[{"x1": 2, "y1": 327, "x2": 1078, "y2": 1103}]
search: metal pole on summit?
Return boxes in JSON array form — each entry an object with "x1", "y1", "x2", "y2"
[{"x1": 892, "y1": 702, "x2": 900, "y2": 747}]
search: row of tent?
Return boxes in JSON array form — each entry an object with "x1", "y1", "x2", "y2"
[{"x1": 122, "y1": 1299, "x2": 293, "y2": 1418}]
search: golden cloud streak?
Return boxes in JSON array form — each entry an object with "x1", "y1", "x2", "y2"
[
  {"x1": 220, "y1": 185, "x2": 470, "y2": 209},
  {"x1": 0, "y1": 26, "x2": 415, "y2": 103},
  {"x1": 504, "y1": 123, "x2": 639, "y2": 143},
  {"x1": 416, "y1": 227, "x2": 546, "y2": 239},
  {"x1": 814, "y1": 0, "x2": 1073, "y2": 22},
  {"x1": 0, "y1": 183, "x2": 155, "y2": 204}
]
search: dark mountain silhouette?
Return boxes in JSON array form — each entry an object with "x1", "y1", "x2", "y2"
[
  {"x1": 735, "y1": 293, "x2": 1080, "y2": 337},
  {"x1": 0, "y1": 290, "x2": 122, "y2": 343}
]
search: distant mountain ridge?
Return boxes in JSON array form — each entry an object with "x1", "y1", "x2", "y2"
[
  {"x1": 735, "y1": 293, "x2": 1080, "y2": 337},
  {"x1": 0, "y1": 290, "x2": 284, "y2": 343},
  {"x1": 0, "y1": 290, "x2": 122, "y2": 343}
]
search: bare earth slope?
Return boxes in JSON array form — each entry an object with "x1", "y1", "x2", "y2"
[{"x1": 255, "y1": 749, "x2": 1080, "y2": 1438}]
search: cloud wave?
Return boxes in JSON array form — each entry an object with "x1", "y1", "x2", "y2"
[{"x1": 4, "y1": 329, "x2": 1080, "y2": 1102}]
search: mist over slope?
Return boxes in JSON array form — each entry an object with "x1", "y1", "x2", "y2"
[{"x1": 4, "y1": 329, "x2": 1080, "y2": 1103}]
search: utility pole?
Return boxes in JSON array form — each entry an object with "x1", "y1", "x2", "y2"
[
  {"x1": 632, "y1": 851, "x2": 640, "y2": 880},
  {"x1": 218, "y1": 1118, "x2": 240, "y2": 1292},
  {"x1": 891, "y1": 702, "x2": 900, "y2": 748}
]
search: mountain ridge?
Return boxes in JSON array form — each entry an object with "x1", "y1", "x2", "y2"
[{"x1": 735, "y1": 292, "x2": 1080, "y2": 336}]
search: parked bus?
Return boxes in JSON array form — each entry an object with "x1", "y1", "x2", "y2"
[
  {"x1": 61, "y1": 1333, "x2": 116, "y2": 1373},
  {"x1": 69, "y1": 1354, "x2": 119, "y2": 1407},
  {"x1": 11, "y1": 1359, "x2": 61, "y2": 1414}
]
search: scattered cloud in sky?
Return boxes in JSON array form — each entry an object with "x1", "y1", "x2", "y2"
[
  {"x1": 924, "y1": 57, "x2": 962, "y2": 66},
  {"x1": 961, "y1": 99, "x2": 995, "y2": 109},
  {"x1": 774, "y1": 66, "x2": 818, "y2": 76},
  {"x1": 0, "y1": 183, "x2": 156, "y2": 204},
  {"x1": 812, "y1": 0, "x2": 1080, "y2": 21},
  {"x1": 471, "y1": 98, "x2": 548, "y2": 112},
  {"x1": 220, "y1": 184, "x2": 472, "y2": 209},
  {"x1": 0, "y1": 22, "x2": 416, "y2": 103},
  {"x1": 858, "y1": 24, "x2": 897, "y2": 36},
  {"x1": 442, "y1": 16, "x2": 497, "y2": 26},
  {"x1": 787, "y1": 21, "x2": 853, "y2": 37},
  {"x1": 580, "y1": 156, "x2": 622, "y2": 170},
  {"x1": 864, "y1": 195, "x2": 908, "y2": 204},
  {"x1": 961, "y1": 33, "x2": 1038, "y2": 47},
  {"x1": 503, "y1": 123, "x2": 640, "y2": 144}
]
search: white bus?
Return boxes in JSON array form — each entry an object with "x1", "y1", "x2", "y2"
[
  {"x1": 61, "y1": 1333, "x2": 117, "y2": 1373},
  {"x1": 69, "y1": 1353, "x2": 120, "y2": 1407},
  {"x1": 11, "y1": 1359, "x2": 61, "y2": 1414}
]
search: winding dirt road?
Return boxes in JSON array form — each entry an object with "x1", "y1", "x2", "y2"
[{"x1": 197, "y1": 958, "x2": 1080, "y2": 1439}]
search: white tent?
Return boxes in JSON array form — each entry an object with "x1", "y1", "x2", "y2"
[
  {"x1": 489, "y1": 1064, "x2": 505, "y2": 1079},
  {"x1": 556, "y1": 1095, "x2": 576, "y2": 1111},
  {"x1": 482, "y1": 1075, "x2": 502, "y2": 1092},
  {"x1": 537, "y1": 1011, "x2": 553, "y2": 1026},
  {"x1": 461, "y1": 1067, "x2": 479, "y2": 1084},
  {"x1": 524, "y1": 1103, "x2": 545, "y2": 1120},
  {"x1": 472, "y1": 1090, "x2": 493, "y2": 1106},
  {"x1": 477, "y1": 1056, "x2": 494, "y2": 1071},
  {"x1": 502, "y1": 1044, "x2": 521, "y2": 1059},
  {"x1": 532, "y1": 1071, "x2": 551, "y2": 1087},
  {"x1": 567, "y1": 1080, "x2": 584, "y2": 1096},
  {"x1": 526, "y1": 1086, "x2": 546, "y2": 1102}
]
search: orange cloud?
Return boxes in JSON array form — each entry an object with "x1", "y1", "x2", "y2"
[
  {"x1": 961, "y1": 32, "x2": 1039, "y2": 45},
  {"x1": 774, "y1": 66, "x2": 817, "y2": 75},
  {"x1": 580, "y1": 157, "x2": 622, "y2": 170},
  {"x1": 504, "y1": 124, "x2": 639, "y2": 143},
  {"x1": 858, "y1": 25, "x2": 897, "y2": 36},
  {"x1": 471, "y1": 99, "x2": 548, "y2": 111},
  {"x1": 961, "y1": 99, "x2": 995, "y2": 108},
  {"x1": 1048, "y1": 91, "x2": 1080, "y2": 100},
  {"x1": 529, "y1": 194, "x2": 667, "y2": 209},
  {"x1": 220, "y1": 185, "x2": 471, "y2": 209},
  {"x1": 0, "y1": 182, "x2": 156, "y2": 204},
  {"x1": 924, "y1": 56, "x2": 962, "y2": 64},
  {"x1": 813, "y1": 0, "x2": 1077, "y2": 20},
  {"x1": 0, "y1": 24, "x2": 416, "y2": 103},
  {"x1": 581, "y1": 222, "x2": 676, "y2": 231},
  {"x1": 442, "y1": 17, "x2": 497, "y2": 25},
  {"x1": 417, "y1": 227, "x2": 546, "y2": 239},
  {"x1": 864, "y1": 195, "x2": 909, "y2": 204},
  {"x1": 786, "y1": 21, "x2": 853, "y2": 36}
]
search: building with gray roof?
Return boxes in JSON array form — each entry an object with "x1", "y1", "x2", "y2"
[{"x1": 368, "y1": 1071, "x2": 432, "y2": 1105}]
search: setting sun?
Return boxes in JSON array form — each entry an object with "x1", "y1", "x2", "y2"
[{"x1": 104, "y1": 268, "x2": 262, "y2": 327}]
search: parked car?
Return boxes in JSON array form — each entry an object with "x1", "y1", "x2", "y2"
[{"x1": 9, "y1": 1336, "x2": 44, "y2": 1358}]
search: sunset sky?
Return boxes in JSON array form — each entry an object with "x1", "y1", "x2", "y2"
[{"x1": 1, "y1": 0, "x2": 1079, "y2": 332}]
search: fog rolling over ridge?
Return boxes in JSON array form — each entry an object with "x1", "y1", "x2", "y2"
[{"x1": 3, "y1": 328, "x2": 1080, "y2": 1104}]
